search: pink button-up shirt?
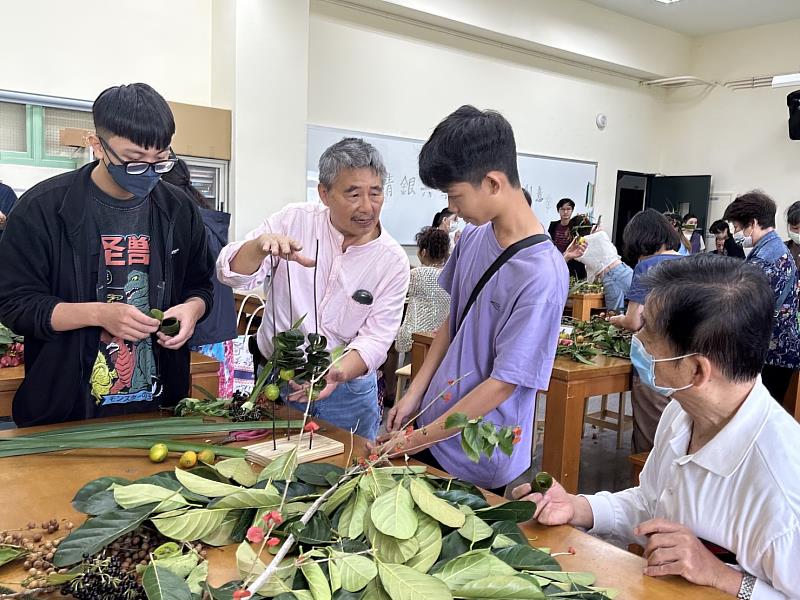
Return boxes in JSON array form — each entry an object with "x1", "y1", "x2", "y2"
[{"x1": 217, "y1": 203, "x2": 410, "y2": 374}]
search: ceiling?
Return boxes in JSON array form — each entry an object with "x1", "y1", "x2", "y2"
[{"x1": 582, "y1": 0, "x2": 800, "y2": 36}]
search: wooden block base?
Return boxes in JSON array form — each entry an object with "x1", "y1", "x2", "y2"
[{"x1": 244, "y1": 434, "x2": 344, "y2": 466}]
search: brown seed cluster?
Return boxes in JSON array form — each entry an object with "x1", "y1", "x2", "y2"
[{"x1": 1, "y1": 518, "x2": 74, "y2": 590}]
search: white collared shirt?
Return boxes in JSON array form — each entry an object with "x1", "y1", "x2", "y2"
[{"x1": 586, "y1": 380, "x2": 800, "y2": 599}]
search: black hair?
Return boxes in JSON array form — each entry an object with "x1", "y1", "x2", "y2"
[
  {"x1": 160, "y1": 158, "x2": 213, "y2": 210},
  {"x1": 557, "y1": 198, "x2": 575, "y2": 210},
  {"x1": 415, "y1": 226, "x2": 450, "y2": 263},
  {"x1": 663, "y1": 212, "x2": 683, "y2": 229},
  {"x1": 642, "y1": 254, "x2": 773, "y2": 382},
  {"x1": 93, "y1": 83, "x2": 175, "y2": 150},
  {"x1": 419, "y1": 105, "x2": 520, "y2": 191},
  {"x1": 623, "y1": 209, "x2": 681, "y2": 261},
  {"x1": 431, "y1": 208, "x2": 454, "y2": 228},
  {"x1": 787, "y1": 201, "x2": 800, "y2": 227},
  {"x1": 568, "y1": 214, "x2": 592, "y2": 236},
  {"x1": 709, "y1": 219, "x2": 731, "y2": 237},
  {"x1": 522, "y1": 189, "x2": 532, "y2": 207},
  {"x1": 683, "y1": 212, "x2": 699, "y2": 223},
  {"x1": 722, "y1": 190, "x2": 777, "y2": 229}
]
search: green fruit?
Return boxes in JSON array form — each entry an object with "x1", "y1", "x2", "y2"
[
  {"x1": 265, "y1": 384, "x2": 281, "y2": 401},
  {"x1": 179, "y1": 450, "x2": 197, "y2": 469},
  {"x1": 197, "y1": 448, "x2": 216, "y2": 464},
  {"x1": 148, "y1": 443, "x2": 169, "y2": 463},
  {"x1": 279, "y1": 369, "x2": 295, "y2": 381},
  {"x1": 531, "y1": 471, "x2": 554, "y2": 494},
  {"x1": 159, "y1": 317, "x2": 181, "y2": 336},
  {"x1": 149, "y1": 308, "x2": 164, "y2": 322}
]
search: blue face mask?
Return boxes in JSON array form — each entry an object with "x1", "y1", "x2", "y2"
[
  {"x1": 105, "y1": 160, "x2": 162, "y2": 198},
  {"x1": 630, "y1": 335, "x2": 697, "y2": 397}
]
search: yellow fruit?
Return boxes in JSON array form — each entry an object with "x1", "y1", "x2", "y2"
[
  {"x1": 197, "y1": 449, "x2": 216, "y2": 464},
  {"x1": 179, "y1": 451, "x2": 198, "y2": 469},
  {"x1": 578, "y1": 237, "x2": 585, "y2": 245},
  {"x1": 148, "y1": 443, "x2": 169, "y2": 463},
  {"x1": 576, "y1": 335, "x2": 585, "y2": 344}
]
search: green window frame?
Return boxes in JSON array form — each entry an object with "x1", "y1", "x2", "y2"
[{"x1": 0, "y1": 104, "x2": 82, "y2": 168}]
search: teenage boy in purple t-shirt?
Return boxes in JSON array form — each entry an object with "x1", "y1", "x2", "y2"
[{"x1": 380, "y1": 105, "x2": 568, "y2": 493}]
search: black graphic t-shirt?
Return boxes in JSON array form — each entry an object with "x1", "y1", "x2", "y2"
[{"x1": 88, "y1": 182, "x2": 160, "y2": 414}]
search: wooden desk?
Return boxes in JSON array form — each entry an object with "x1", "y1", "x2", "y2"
[
  {"x1": 0, "y1": 352, "x2": 219, "y2": 419},
  {"x1": 409, "y1": 332, "x2": 632, "y2": 494},
  {"x1": 0, "y1": 413, "x2": 725, "y2": 599},
  {"x1": 568, "y1": 292, "x2": 605, "y2": 321}
]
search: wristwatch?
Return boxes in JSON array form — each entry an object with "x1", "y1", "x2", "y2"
[{"x1": 737, "y1": 573, "x2": 756, "y2": 600}]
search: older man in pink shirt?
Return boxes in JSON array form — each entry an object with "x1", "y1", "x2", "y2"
[{"x1": 217, "y1": 138, "x2": 409, "y2": 439}]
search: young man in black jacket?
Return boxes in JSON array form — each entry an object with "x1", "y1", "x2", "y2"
[{"x1": 0, "y1": 83, "x2": 214, "y2": 427}]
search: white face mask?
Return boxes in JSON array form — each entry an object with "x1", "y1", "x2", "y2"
[
  {"x1": 733, "y1": 230, "x2": 753, "y2": 248},
  {"x1": 789, "y1": 231, "x2": 800, "y2": 245}
]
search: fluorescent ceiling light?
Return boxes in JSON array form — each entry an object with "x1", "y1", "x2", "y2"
[
  {"x1": 654, "y1": 0, "x2": 681, "y2": 4},
  {"x1": 772, "y1": 73, "x2": 800, "y2": 88}
]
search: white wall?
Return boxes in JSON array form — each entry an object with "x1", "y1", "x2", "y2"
[
  {"x1": 660, "y1": 19, "x2": 800, "y2": 231},
  {"x1": 0, "y1": 0, "x2": 214, "y2": 106},
  {"x1": 308, "y1": 1, "x2": 667, "y2": 235}
]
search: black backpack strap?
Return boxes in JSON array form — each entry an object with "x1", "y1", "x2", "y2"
[{"x1": 456, "y1": 233, "x2": 550, "y2": 332}]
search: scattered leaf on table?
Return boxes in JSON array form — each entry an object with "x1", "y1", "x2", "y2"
[
  {"x1": 364, "y1": 511, "x2": 418, "y2": 563},
  {"x1": 175, "y1": 468, "x2": 243, "y2": 497},
  {"x1": 455, "y1": 574, "x2": 545, "y2": 599},
  {"x1": 409, "y1": 478, "x2": 465, "y2": 528},
  {"x1": 0, "y1": 546, "x2": 27, "y2": 568},
  {"x1": 493, "y1": 544, "x2": 560, "y2": 571},
  {"x1": 457, "y1": 512, "x2": 494, "y2": 543},
  {"x1": 433, "y1": 549, "x2": 516, "y2": 588},
  {"x1": 141, "y1": 563, "x2": 194, "y2": 600},
  {"x1": 186, "y1": 560, "x2": 209, "y2": 595},
  {"x1": 433, "y1": 490, "x2": 489, "y2": 511},
  {"x1": 113, "y1": 483, "x2": 190, "y2": 512},
  {"x1": 258, "y1": 447, "x2": 298, "y2": 482},
  {"x1": 476, "y1": 501, "x2": 536, "y2": 523},
  {"x1": 322, "y1": 476, "x2": 360, "y2": 516},
  {"x1": 71, "y1": 476, "x2": 129, "y2": 512},
  {"x1": 295, "y1": 462, "x2": 344, "y2": 486},
  {"x1": 235, "y1": 540, "x2": 297, "y2": 596},
  {"x1": 211, "y1": 488, "x2": 282, "y2": 510},
  {"x1": 338, "y1": 489, "x2": 368, "y2": 539},
  {"x1": 151, "y1": 508, "x2": 230, "y2": 541},
  {"x1": 301, "y1": 557, "x2": 332, "y2": 600},
  {"x1": 377, "y1": 562, "x2": 453, "y2": 600},
  {"x1": 406, "y1": 512, "x2": 442, "y2": 573},
  {"x1": 371, "y1": 483, "x2": 417, "y2": 539},
  {"x1": 333, "y1": 552, "x2": 377, "y2": 592},
  {"x1": 215, "y1": 458, "x2": 258, "y2": 487}
]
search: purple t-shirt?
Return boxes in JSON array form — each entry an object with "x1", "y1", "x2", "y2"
[
  {"x1": 416, "y1": 223, "x2": 569, "y2": 489},
  {"x1": 626, "y1": 253, "x2": 683, "y2": 304}
]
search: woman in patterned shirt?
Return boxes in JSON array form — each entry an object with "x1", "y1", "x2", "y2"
[
  {"x1": 724, "y1": 190, "x2": 800, "y2": 405},
  {"x1": 395, "y1": 227, "x2": 451, "y2": 353}
]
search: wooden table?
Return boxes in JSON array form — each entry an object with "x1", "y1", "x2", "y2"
[
  {"x1": 568, "y1": 292, "x2": 605, "y2": 321},
  {"x1": 0, "y1": 352, "x2": 219, "y2": 419},
  {"x1": 410, "y1": 332, "x2": 632, "y2": 494},
  {"x1": 0, "y1": 413, "x2": 726, "y2": 599}
]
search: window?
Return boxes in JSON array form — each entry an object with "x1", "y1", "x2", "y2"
[{"x1": 0, "y1": 102, "x2": 28, "y2": 153}]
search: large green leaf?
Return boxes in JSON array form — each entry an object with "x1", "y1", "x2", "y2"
[
  {"x1": 301, "y1": 559, "x2": 332, "y2": 600},
  {"x1": 151, "y1": 508, "x2": 230, "y2": 541},
  {"x1": 201, "y1": 510, "x2": 243, "y2": 546},
  {"x1": 0, "y1": 546, "x2": 26, "y2": 568},
  {"x1": 361, "y1": 578, "x2": 392, "y2": 600},
  {"x1": 141, "y1": 564, "x2": 193, "y2": 600},
  {"x1": 287, "y1": 512, "x2": 336, "y2": 545},
  {"x1": 406, "y1": 512, "x2": 442, "y2": 573},
  {"x1": 433, "y1": 549, "x2": 516, "y2": 589},
  {"x1": 72, "y1": 476, "x2": 129, "y2": 512},
  {"x1": 79, "y1": 490, "x2": 121, "y2": 515},
  {"x1": 493, "y1": 545, "x2": 560, "y2": 571},
  {"x1": 377, "y1": 562, "x2": 453, "y2": 600},
  {"x1": 370, "y1": 484, "x2": 417, "y2": 540},
  {"x1": 333, "y1": 552, "x2": 377, "y2": 592},
  {"x1": 186, "y1": 561, "x2": 209, "y2": 596},
  {"x1": 53, "y1": 504, "x2": 155, "y2": 567},
  {"x1": 141, "y1": 551, "x2": 200, "y2": 578},
  {"x1": 359, "y1": 469, "x2": 396, "y2": 500},
  {"x1": 455, "y1": 575, "x2": 544, "y2": 599},
  {"x1": 295, "y1": 462, "x2": 344, "y2": 486},
  {"x1": 457, "y1": 513, "x2": 494, "y2": 543},
  {"x1": 364, "y1": 511, "x2": 418, "y2": 563},
  {"x1": 235, "y1": 541, "x2": 297, "y2": 596},
  {"x1": 527, "y1": 571, "x2": 597, "y2": 586},
  {"x1": 113, "y1": 484, "x2": 190, "y2": 512},
  {"x1": 323, "y1": 476, "x2": 361, "y2": 516},
  {"x1": 491, "y1": 521, "x2": 528, "y2": 545},
  {"x1": 212, "y1": 488, "x2": 282, "y2": 510},
  {"x1": 331, "y1": 590, "x2": 363, "y2": 600},
  {"x1": 216, "y1": 458, "x2": 259, "y2": 487},
  {"x1": 338, "y1": 489, "x2": 368, "y2": 539},
  {"x1": 491, "y1": 534, "x2": 518, "y2": 549},
  {"x1": 258, "y1": 447, "x2": 298, "y2": 482},
  {"x1": 433, "y1": 490, "x2": 489, "y2": 511},
  {"x1": 437, "y1": 531, "x2": 471, "y2": 565},
  {"x1": 476, "y1": 501, "x2": 536, "y2": 523},
  {"x1": 175, "y1": 468, "x2": 243, "y2": 497},
  {"x1": 409, "y1": 478, "x2": 465, "y2": 528}
]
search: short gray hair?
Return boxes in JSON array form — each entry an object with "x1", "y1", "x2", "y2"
[{"x1": 318, "y1": 137, "x2": 387, "y2": 189}]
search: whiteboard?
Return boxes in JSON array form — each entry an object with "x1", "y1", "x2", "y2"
[{"x1": 307, "y1": 124, "x2": 596, "y2": 245}]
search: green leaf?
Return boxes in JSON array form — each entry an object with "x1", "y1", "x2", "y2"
[
  {"x1": 151, "y1": 508, "x2": 230, "y2": 541},
  {"x1": 212, "y1": 488, "x2": 282, "y2": 510},
  {"x1": 72, "y1": 476, "x2": 129, "y2": 513},
  {"x1": 457, "y1": 513, "x2": 494, "y2": 543},
  {"x1": 215, "y1": 458, "x2": 259, "y2": 487},
  {"x1": 359, "y1": 469, "x2": 396, "y2": 500},
  {"x1": 186, "y1": 561, "x2": 209, "y2": 596},
  {"x1": 491, "y1": 534, "x2": 518, "y2": 549},
  {"x1": 493, "y1": 545, "x2": 560, "y2": 571},
  {"x1": 295, "y1": 462, "x2": 344, "y2": 486},
  {"x1": 433, "y1": 549, "x2": 516, "y2": 588},
  {"x1": 370, "y1": 483, "x2": 417, "y2": 539},
  {"x1": 498, "y1": 429, "x2": 515, "y2": 457},
  {"x1": 528, "y1": 571, "x2": 597, "y2": 586},
  {"x1": 438, "y1": 531, "x2": 471, "y2": 564},
  {"x1": 338, "y1": 489, "x2": 368, "y2": 539},
  {"x1": 142, "y1": 551, "x2": 200, "y2": 578},
  {"x1": 301, "y1": 559, "x2": 332, "y2": 600},
  {"x1": 141, "y1": 564, "x2": 194, "y2": 600},
  {"x1": 235, "y1": 541, "x2": 297, "y2": 596},
  {"x1": 476, "y1": 501, "x2": 536, "y2": 523},
  {"x1": 329, "y1": 555, "x2": 342, "y2": 593},
  {"x1": 456, "y1": 574, "x2": 545, "y2": 599},
  {"x1": 406, "y1": 512, "x2": 442, "y2": 573},
  {"x1": 323, "y1": 476, "x2": 361, "y2": 516},
  {"x1": 331, "y1": 552, "x2": 377, "y2": 592},
  {"x1": 460, "y1": 432, "x2": 480, "y2": 463},
  {"x1": 200, "y1": 510, "x2": 244, "y2": 546},
  {"x1": 175, "y1": 468, "x2": 243, "y2": 497},
  {"x1": 433, "y1": 490, "x2": 489, "y2": 511},
  {"x1": 491, "y1": 521, "x2": 528, "y2": 545},
  {"x1": 258, "y1": 447, "x2": 299, "y2": 482},
  {"x1": 361, "y1": 578, "x2": 392, "y2": 600},
  {"x1": 53, "y1": 504, "x2": 155, "y2": 567},
  {"x1": 444, "y1": 413, "x2": 468, "y2": 430},
  {"x1": 0, "y1": 546, "x2": 27, "y2": 567},
  {"x1": 78, "y1": 489, "x2": 121, "y2": 516},
  {"x1": 290, "y1": 512, "x2": 336, "y2": 545},
  {"x1": 364, "y1": 510, "x2": 418, "y2": 563},
  {"x1": 371, "y1": 466, "x2": 428, "y2": 476},
  {"x1": 377, "y1": 562, "x2": 453, "y2": 600},
  {"x1": 331, "y1": 590, "x2": 362, "y2": 600},
  {"x1": 113, "y1": 484, "x2": 190, "y2": 512},
  {"x1": 409, "y1": 478, "x2": 465, "y2": 528}
]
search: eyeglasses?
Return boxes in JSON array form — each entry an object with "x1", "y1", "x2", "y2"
[{"x1": 99, "y1": 137, "x2": 177, "y2": 175}]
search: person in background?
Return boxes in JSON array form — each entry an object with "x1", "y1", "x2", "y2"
[
  {"x1": 682, "y1": 212, "x2": 706, "y2": 254},
  {"x1": 709, "y1": 219, "x2": 746, "y2": 259},
  {"x1": 217, "y1": 138, "x2": 409, "y2": 440},
  {"x1": 723, "y1": 190, "x2": 800, "y2": 405},
  {"x1": 0, "y1": 181, "x2": 17, "y2": 242},
  {"x1": 610, "y1": 209, "x2": 683, "y2": 452},
  {"x1": 785, "y1": 201, "x2": 800, "y2": 270},
  {"x1": 513, "y1": 254, "x2": 800, "y2": 599},
  {"x1": 433, "y1": 207, "x2": 461, "y2": 249},
  {"x1": 162, "y1": 159, "x2": 237, "y2": 398},
  {"x1": 664, "y1": 212, "x2": 691, "y2": 256},
  {"x1": 0, "y1": 83, "x2": 214, "y2": 427},
  {"x1": 381, "y1": 105, "x2": 568, "y2": 495},
  {"x1": 550, "y1": 202, "x2": 586, "y2": 278},
  {"x1": 395, "y1": 227, "x2": 451, "y2": 355}
]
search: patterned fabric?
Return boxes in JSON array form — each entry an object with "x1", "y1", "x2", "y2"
[
  {"x1": 395, "y1": 266, "x2": 450, "y2": 353},
  {"x1": 747, "y1": 231, "x2": 800, "y2": 369},
  {"x1": 192, "y1": 340, "x2": 235, "y2": 398}
]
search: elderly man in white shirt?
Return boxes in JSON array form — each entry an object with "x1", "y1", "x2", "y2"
[{"x1": 514, "y1": 253, "x2": 800, "y2": 599}]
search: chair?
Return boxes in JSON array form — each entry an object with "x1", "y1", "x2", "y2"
[
  {"x1": 583, "y1": 392, "x2": 632, "y2": 449},
  {"x1": 395, "y1": 364, "x2": 412, "y2": 405}
]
